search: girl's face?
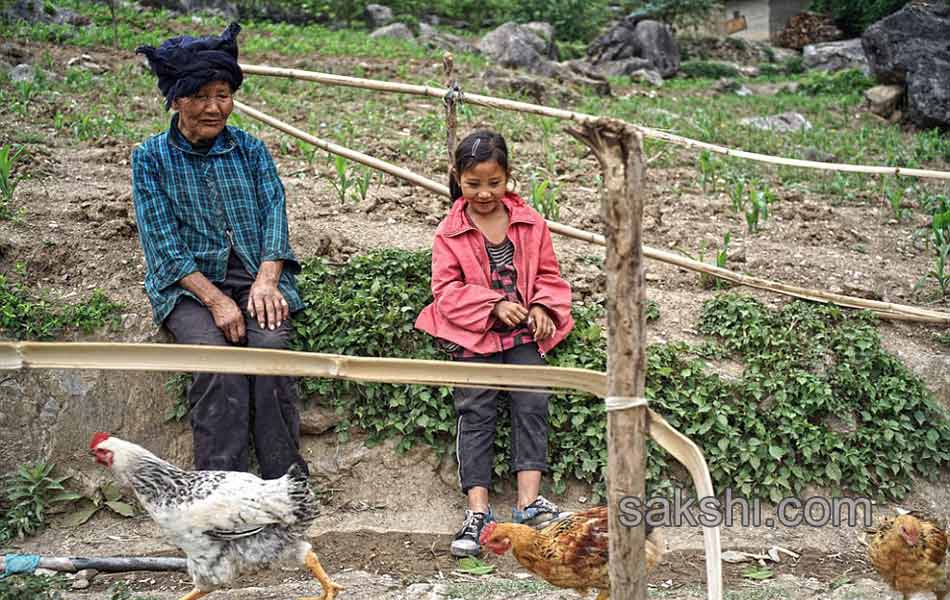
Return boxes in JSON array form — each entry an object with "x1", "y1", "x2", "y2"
[{"x1": 459, "y1": 159, "x2": 508, "y2": 215}]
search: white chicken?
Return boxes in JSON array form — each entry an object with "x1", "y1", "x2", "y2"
[{"x1": 89, "y1": 432, "x2": 343, "y2": 600}]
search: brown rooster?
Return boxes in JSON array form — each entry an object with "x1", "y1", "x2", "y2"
[
  {"x1": 479, "y1": 506, "x2": 663, "y2": 600},
  {"x1": 868, "y1": 511, "x2": 949, "y2": 600}
]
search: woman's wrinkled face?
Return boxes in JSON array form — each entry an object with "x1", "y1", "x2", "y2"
[
  {"x1": 459, "y1": 159, "x2": 508, "y2": 216},
  {"x1": 173, "y1": 80, "x2": 234, "y2": 145}
]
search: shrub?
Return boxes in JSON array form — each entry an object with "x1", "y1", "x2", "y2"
[
  {"x1": 679, "y1": 59, "x2": 739, "y2": 79},
  {"x1": 809, "y1": 0, "x2": 906, "y2": 36},
  {"x1": 798, "y1": 68, "x2": 874, "y2": 96}
]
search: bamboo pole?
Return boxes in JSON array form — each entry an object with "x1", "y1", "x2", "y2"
[
  {"x1": 0, "y1": 555, "x2": 187, "y2": 573},
  {"x1": 442, "y1": 52, "x2": 458, "y2": 190},
  {"x1": 233, "y1": 100, "x2": 950, "y2": 326},
  {"x1": 569, "y1": 118, "x2": 649, "y2": 600},
  {"x1": 239, "y1": 63, "x2": 950, "y2": 181}
]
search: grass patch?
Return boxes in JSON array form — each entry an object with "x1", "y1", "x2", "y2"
[{"x1": 0, "y1": 274, "x2": 123, "y2": 340}]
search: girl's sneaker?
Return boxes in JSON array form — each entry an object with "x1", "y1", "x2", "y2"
[
  {"x1": 450, "y1": 508, "x2": 495, "y2": 557},
  {"x1": 511, "y1": 495, "x2": 564, "y2": 526}
]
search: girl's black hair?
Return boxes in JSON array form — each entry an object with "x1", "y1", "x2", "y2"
[{"x1": 450, "y1": 130, "x2": 510, "y2": 201}]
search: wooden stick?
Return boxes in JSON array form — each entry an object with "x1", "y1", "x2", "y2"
[
  {"x1": 442, "y1": 52, "x2": 458, "y2": 192},
  {"x1": 239, "y1": 63, "x2": 950, "y2": 181},
  {"x1": 569, "y1": 118, "x2": 649, "y2": 600},
  {"x1": 232, "y1": 100, "x2": 950, "y2": 326}
]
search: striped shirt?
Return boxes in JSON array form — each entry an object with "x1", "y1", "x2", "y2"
[
  {"x1": 441, "y1": 236, "x2": 533, "y2": 358},
  {"x1": 132, "y1": 115, "x2": 302, "y2": 324}
]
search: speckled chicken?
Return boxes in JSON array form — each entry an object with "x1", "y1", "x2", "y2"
[
  {"x1": 89, "y1": 432, "x2": 342, "y2": 600},
  {"x1": 867, "y1": 511, "x2": 949, "y2": 600},
  {"x1": 480, "y1": 506, "x2": 663, "y2": 600}
]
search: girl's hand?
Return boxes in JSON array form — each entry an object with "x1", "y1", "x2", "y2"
[
  {"x1": 528, "y1": 305, "x2": 555, "y2": 342},
  {"x1": 492, "y1": 300, "x2": 528, "y2": 328}
]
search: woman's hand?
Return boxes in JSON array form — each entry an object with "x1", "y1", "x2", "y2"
[
  {"x1": 247, "y1": 279, "x2": 289, "y2": 330},
  {"x1": 207, "y1": 295, "x2": 246, "y2": 343},
  {"x1": 528, "y1": 304, "x2": 555, "y2": 342},
  {"x1": 492, "y1": 300, "x2": 528, "y2": 328}
]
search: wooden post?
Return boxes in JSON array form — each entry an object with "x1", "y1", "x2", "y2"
[
  {"x1": 442, "y1": 52, "x2": 458, "y2": 195},
  {"x1": 567, "y1": 118, "x2": 648, "y2": 600}
]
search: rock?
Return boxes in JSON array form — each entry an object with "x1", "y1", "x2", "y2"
[
  {"x1": 369, "y1": 23, "x2": 414, "y2": 41},
  {"x1": 740, "y1": 112, "x2": 812, "y2": 132},
  {"x1": 774, "y1": 11, "x2": 843, "y2": 50},
  {"x1": 803, "y1": 38, "x2": 869, "y2": 73},
  {"x1": 479, "y1": 22, "x2": 558, "y2": 77},
  {"x1": 480, "y1": 68, "x2": 557, "y2": 104},
  {"x1": 595, "y1": 56, "x2": 653, "y2": 77},
  {"x1": 587, "y1": 17, "x2": 679, "y2": 78},
  {"x1": 2, "y1": 0, "x2": 90, "y2": 25},
  {"x1": 631, "y1": 68, "x2": 663, "y2": 87},
  {"x1": 418, "y1": 23, "x2": 478, "y2": 55},
  {"x1": 299, "y1": 404, "x2": 342, "y2": 436},
  {"x1": 826, "y1": 578, "x2": 892, "y2": 599},
  {"x1": 522, "y1": 21, "x2": 557, "y2": 60},
  {"x1": 864, "y1": 84, "x2": 904, "y2": 118},
  {"x1": 862, "y1": 2, "x2": 950, "y2": 129},
  {"x1": 138, "y1": 0, "x2": 238, "y2": 20},
  {"x1": 363, "y1": 3, "x2": 393, "y2": 29},
  {"x1": 66, "y1": 54, "x2": 110, "y2": 74},
  {"x1": 9, "y1": 63, "x2": 34, "y2": 84}
]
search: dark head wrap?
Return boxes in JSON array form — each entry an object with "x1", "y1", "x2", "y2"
[{"x1": 136, "y1": 22, "x2": 244, "y2": 110}]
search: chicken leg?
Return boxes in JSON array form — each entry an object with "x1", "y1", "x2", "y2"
[
  {"x1": 178, "y1": 590, "x2": 209, "y2": 600},
  {"x1": 298, "y1": 550, "x2": 344, "y2": 600},
  {"x1": 594, "y1": 591, "x2": 609, "y2": 600}
]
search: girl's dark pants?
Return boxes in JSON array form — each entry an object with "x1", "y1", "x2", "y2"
[
  {"x1": 163, "y1": 251, "x2": 307, "y2": 479},
  {"x1": 454, "y1": 342, "x2": 550, "y2": 493}
]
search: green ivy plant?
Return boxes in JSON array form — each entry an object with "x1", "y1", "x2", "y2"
[{"x1": 0, "y1": 274, "x2": 123, "y2": 340}]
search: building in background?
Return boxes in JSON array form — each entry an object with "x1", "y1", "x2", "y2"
[{"x1": 716, "y1": 0, "x2": 810, "y2": 41}]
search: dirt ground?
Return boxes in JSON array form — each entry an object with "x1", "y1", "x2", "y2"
[{"x1": 1, "y1": 33, "x2": 949, "y2": 600}]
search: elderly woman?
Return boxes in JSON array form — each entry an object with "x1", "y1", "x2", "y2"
[{"x1": 132, "y1": 23, "x2": 307, "y2": 479}]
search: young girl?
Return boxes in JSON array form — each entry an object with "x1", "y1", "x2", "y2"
[{"x1": 415, "y1": 130, "x2": 575, "y2": 557}]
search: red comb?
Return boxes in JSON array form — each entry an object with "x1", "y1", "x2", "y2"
[
  {"x1": 479, "y1": 520, "x2": 497, "y2": 545},
  {"x1": 90, "y1": 432, "x2": 110, "y2": 449}
]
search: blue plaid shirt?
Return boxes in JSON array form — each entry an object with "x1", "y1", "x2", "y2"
[{"x1": 132, "y1": 115, "x2": 302, "y2": 325}]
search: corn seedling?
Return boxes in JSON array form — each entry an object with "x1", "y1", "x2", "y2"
[
  {"x1": 678, "y1": 232, "x2": 729, "y2": 290},
  {"x1": 698, "y1": 149, "x2": 717, "y2": 193},
  {"x1": 354, "y1": 166, "x2": 374, "y2": 203},
  {"x1": 728, "y1": 177, "x2": 746, "y2": 214},
  {"x1": 528, "y1": 175, "x2": 560, "y2": 220},
  {"x1": 0, "y1": 144, "x2": 25, "y2": 219},
  {"x1": 745, "y1": 187, "x2": 773, "y2": 234},
  {"x1": 883, "y1": 179, "x2": 909, "y2": 221},
  {"x1": 330, "y1": 155, "x2": 355, "y2": 204},
  {"x1": 916, "y1": 209, "x2": 950, "y2": 297}
]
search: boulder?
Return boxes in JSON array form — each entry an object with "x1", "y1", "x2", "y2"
[
  {"x1": 369, "y1": 22, "x2": 414, "y2": 41},
  {"x1": 631, "y1": 68, "x2": 663, "y2": 87},
  {"x1": 10, "y1": 63, "x2": 35, "y2": 84},
  {"x1": 479, "y1": 22, "x2": 558, "y2": 76},
  {"x1": 596, "y1": 57, "x2": 653, "y2": 77},
  {"x1": 363, "y1": 3, "x2": 393, "y2": 29},
  {"x1": 803, "y1": 39, "x2": 869, "y2": 74},
  {"x1": 864, "y1": 84, "x2": 904, "y2": 118},
  {"x1": 418, "y1": 23, "x2": 478, "y2": 55},
  {"x1": 2, "y1": 0, "x2": 90, "y2": 25},
  {"x1": 138, "y1": 0, "x2": 238, "y2": 20},
  {"x1": 740, "y1": 112, "x2": 812, "y2": 133},
  {"x1": 862, "y1": 2, "x2": 950, "y2": 128},
  {"x1": 522, "y1": 22, "x2": 558, "y2": 60},
  {"x1": 587, "y1": 17, "x2": 679, "y2": 78}
]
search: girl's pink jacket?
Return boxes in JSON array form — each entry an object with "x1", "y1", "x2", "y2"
[{"x1": 415, "y1": 193, "x2": 574, "y2": 355}]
